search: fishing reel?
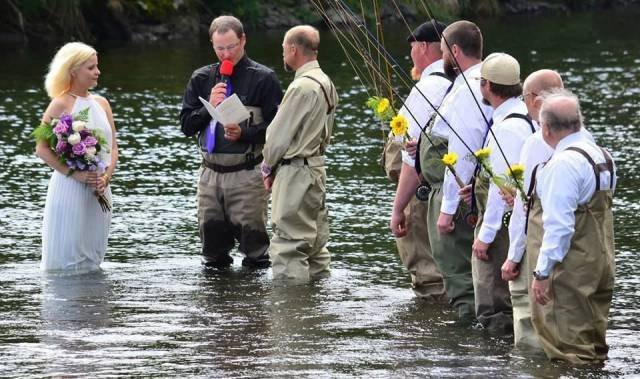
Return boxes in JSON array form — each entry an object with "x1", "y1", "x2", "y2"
[
  {"x1": 415, "y1": 181, "x2": 432, "y2": 201},
  {"x1": 465, "y1": 210, "x2": 478, "y2": 227},
  {"x1": 502, "y1": 210, "x2": 513, "y2": 228}
]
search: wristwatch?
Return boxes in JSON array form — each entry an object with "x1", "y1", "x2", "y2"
[{"x1": 533, "y1": 270, "x2": 549, "y2": 280}]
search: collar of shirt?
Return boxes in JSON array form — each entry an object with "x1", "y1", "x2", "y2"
[
  {"x1": 420, "y1": 59, "x2": 445, "y2": 79},
  {"x1": 492, "y1": 97, "x2": 528, "y2": 124},
  {"x1": 295, "y1": 60, "x2": 321, "y2": 78},
  {"x1": 555, "y1": 130, "x2": 589, "y2": 153}
]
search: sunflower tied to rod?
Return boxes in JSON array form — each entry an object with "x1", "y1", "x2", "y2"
[
  {"x1": 441, "y1": 152, "x2": 465, "y2": 188},
  {"x1": 492, "y1": 163, "x2": 527, "y2": 202},
  {"x1": 474, "y1": 147, "x2": 526, "y2": 202},
  {"x1": 366, "y1": 96, "x2": 411, "y2": 142}
]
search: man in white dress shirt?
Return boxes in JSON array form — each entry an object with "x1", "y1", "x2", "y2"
[
  {"x1": 501, "y1": 69, "x2": 562, "y2": 348},
  {"x1": 419, "y1": 20, "x2": 492, "y2": 322},
  {"x1": 389, "y1": 20, "x2": 449, "y2": 300},
  {"x1": 529, "y1": 89, "x2": 616, "y2": 363},
  {"x1": 470, "y1": 53, "x2": 534, "y2": 333}
]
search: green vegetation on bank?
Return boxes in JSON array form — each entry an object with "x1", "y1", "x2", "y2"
[{"x1": 0, "y1": 0, "x2": 636, "y2": 44}]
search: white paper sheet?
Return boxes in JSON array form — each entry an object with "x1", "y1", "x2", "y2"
[{"x1": 199, "y1": 94, "x2": 251, "y2": 125}]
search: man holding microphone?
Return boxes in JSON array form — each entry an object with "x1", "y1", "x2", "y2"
[{"x1": 180, "y1": 15, "x2": 283, "y2": 270}]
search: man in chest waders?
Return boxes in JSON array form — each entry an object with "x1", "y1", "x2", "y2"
[
  {"x1": 389, "y1": 20, "x2": 450, "y2": 300},
  {"x1": 179, "y1": 15, "x2": 283, "y2": 269},
  {"x1": 418, "y1": 20, "x2": 493, "y2": 322},
  {"x1": 261, "y1": 25, "x2": 338, "y2": 283},
  {"x1": 528, "y1": 89, "x2": 616, "y2": 363},
  {"x1": 468, "y1": 53, "x2": 534, "y2": 333}
]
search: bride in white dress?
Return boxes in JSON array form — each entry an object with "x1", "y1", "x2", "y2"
[{"x1": 36, "y1": 42, "x2": 119, "y2": 274}]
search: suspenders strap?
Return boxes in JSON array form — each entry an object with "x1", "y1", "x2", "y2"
[
  {"x1": 300, "y1": 75, "x2": 335, "y2": 114},
  {"x1": 504, "y1": 113, "x2": 536, "y2": 133}
]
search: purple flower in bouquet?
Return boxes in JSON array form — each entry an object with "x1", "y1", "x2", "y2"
[
  {"x1": 55, "y1": 140, "x2": 68, "y2": 154},
  {"x1": 53, "y1": 119, "x2": 70, "y2": 134},
  {"x1": 72, "y1": 142, "x2": 87, "y2": 156},
  {"x1": 84, "y1": 135, "x2": 98, "y2": 147},
  {"x1": 80, "y1": 129, "x2": 90, "y2": 138}
]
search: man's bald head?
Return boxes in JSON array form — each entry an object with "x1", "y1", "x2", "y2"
[
  {"x1": 540, "y1": 88, "x2": 583, "y2": 133},
  {"x1": 522, "y1": 69, "x2": 563, "y2": 121},
  {"x1": 285, "y1": 25, "x2": 320, "y2": 57},
  {"x1": 523, "y1": 69, "x2": 563, "y2": 96}
]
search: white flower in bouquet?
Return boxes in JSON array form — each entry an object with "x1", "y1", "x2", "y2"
[
  {"x1": 86, "y1": 146, "x2": 97, "y2": 159},
  {"x1": 68, "y1": 133, "x2": 81, "y2": 145},
  {"x1": 72, "y1": 120, "x2": 87, "y2": 132}
]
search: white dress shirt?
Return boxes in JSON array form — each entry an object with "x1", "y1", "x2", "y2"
[
  {"x1": 534, "y1": 130, "x2": 616, "y2": 276},
  {"x1": 439, "y1": 63, "x2": 494, "y2": 215},
  {"x1": 507, "y1": 128, "x2": 551, "y2": 262},
  {"x1": 507, "y1": 128, "x2": 596, "y2": 263},
  {"x1": 399, "y1": 60, "x2": 451, "y2": 167},
  {"x1": 478, "y1": 98, "x2": 533, "y2": 244}
]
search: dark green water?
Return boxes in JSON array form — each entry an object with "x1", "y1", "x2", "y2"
[{"x1": 1, "y1": 11, "x2": 639, "y2": 377}]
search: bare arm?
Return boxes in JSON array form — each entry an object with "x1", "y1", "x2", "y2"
[{"x1": 94, "y1": 96, "x2": 118, "y2": 192}]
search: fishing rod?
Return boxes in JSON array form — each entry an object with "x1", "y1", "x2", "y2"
[
  {"x1": 317, "y1": 0, "x2": 487, "y2": 188},
  {"x1": 329, "y1": 0, "x2": 483, "y2": 162},
  {"x1": 419, "y1": 0, "x2": 527, "y2": 198}
]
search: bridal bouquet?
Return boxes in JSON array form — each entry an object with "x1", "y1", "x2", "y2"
[{"x1": 32, "y1": 107, "x2": 111, "y2": 212}]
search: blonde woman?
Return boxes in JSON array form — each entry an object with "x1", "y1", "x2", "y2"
[{"x1": 36, "y1": 42, "x2": 118, "y2": 273}]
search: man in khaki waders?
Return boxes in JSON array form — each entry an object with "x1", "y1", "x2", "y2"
[
  {"x1": 261, "y1": 25, "x2": 338, "y2": 282},
  {"x1": 180, "y1": 15, "x2": 283, "y2": 269},
  {"x1": 501, "y1": 70, "x2": 564, "y2": 349},
  {"x1": 467, "y1": 53, "x2": 533, "y2": 333},
  {"x1": 528, "y1": 89, "x2": 616, "y2": 363},
  {"x1": 388, "y1": 20, "x2": 449, "y2": 300}
]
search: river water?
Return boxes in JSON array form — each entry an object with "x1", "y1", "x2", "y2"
[{"x1": 1, "y1": 10, "x2": 639, "y2": 377}]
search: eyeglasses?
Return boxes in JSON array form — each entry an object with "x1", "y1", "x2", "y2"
[{"x1": 213, "y1": 41, "x2": 241, "y2": 53}]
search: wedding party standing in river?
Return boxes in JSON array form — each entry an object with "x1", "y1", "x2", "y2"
[
  {"x1": 35, "y1": 42, "x2": 118, "y2": 274},
  {"x1": 179, "y1": 15, "x2": 283, "y2": 270}
]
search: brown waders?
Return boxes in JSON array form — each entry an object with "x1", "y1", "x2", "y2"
[
  {"x1": 527, "y1": 148, "x2": 615, "y2": 363},
  {"x1": 472, "y1": 177, "x2": 513, "y2": 333}
]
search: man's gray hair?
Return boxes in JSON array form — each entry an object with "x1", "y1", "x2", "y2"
[{"x1": 539, "y1": 88, "x2": 583, "y2": 133}]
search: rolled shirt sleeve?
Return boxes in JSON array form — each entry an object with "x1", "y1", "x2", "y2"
[
  {"x1": 440, "y1": 84, "x2": 492, "y2": 215},
  {"x1": 507, "y1": 132, "x2": 552, "y2": 262},
  {"x1": 535, "y1": 156, "x2": 583, "y2": 276},
  {"x1": 478, "y1": 127, "x2": 524, "y2": 243}
]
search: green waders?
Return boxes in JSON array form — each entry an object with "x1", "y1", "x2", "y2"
[{"x1": 419, "y1": 132, "x2": 475, "y2": 320}]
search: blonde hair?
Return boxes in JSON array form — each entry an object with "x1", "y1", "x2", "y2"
[{"x1": 45, "y1": 42, "x2": 97, "y2": 98}]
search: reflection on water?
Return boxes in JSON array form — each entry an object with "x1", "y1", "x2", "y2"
[{"x1": 1, "y1": 9, "x2": 640, "y2": 377}]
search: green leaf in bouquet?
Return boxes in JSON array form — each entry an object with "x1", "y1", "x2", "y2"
[
  {"x1": 31, "y1": 121, "x2": 56, "y2": 149},
  {"x1": 75, "y1": 107, "x2": 90, "y2": 122}
]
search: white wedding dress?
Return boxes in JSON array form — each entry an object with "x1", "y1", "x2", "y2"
[{"x1": 41, "y1": 95, "x2": 113, "y2": 274}]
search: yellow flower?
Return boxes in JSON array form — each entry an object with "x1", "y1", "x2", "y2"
[
  {"x1": 474, "y1": 147, "x2": 492, "y2": 160},
  {"x1": 507, "y1": 163, "x2": 525, "y2": 180},
  {"x1": 376, "y1": 98, "x2": 390, "y2": 115},
  {"x1": 441, "y1": 152, "x2": 458, "y2": 167},
  {"x1": 390, "y1": 114, "x2": 409, "y2": 137}
]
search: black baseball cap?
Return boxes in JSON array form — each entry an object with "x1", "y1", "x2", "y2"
[{"x1": 406, "y1": 20, "x2": 447, "y2": 43}]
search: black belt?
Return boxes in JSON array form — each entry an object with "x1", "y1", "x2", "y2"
[
  {"x1": 281, "y1": 157, "x2": 309, "y2": 166},
  {"x1": 202, "y1": 154, "x2": 263, "y2": 173}
]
